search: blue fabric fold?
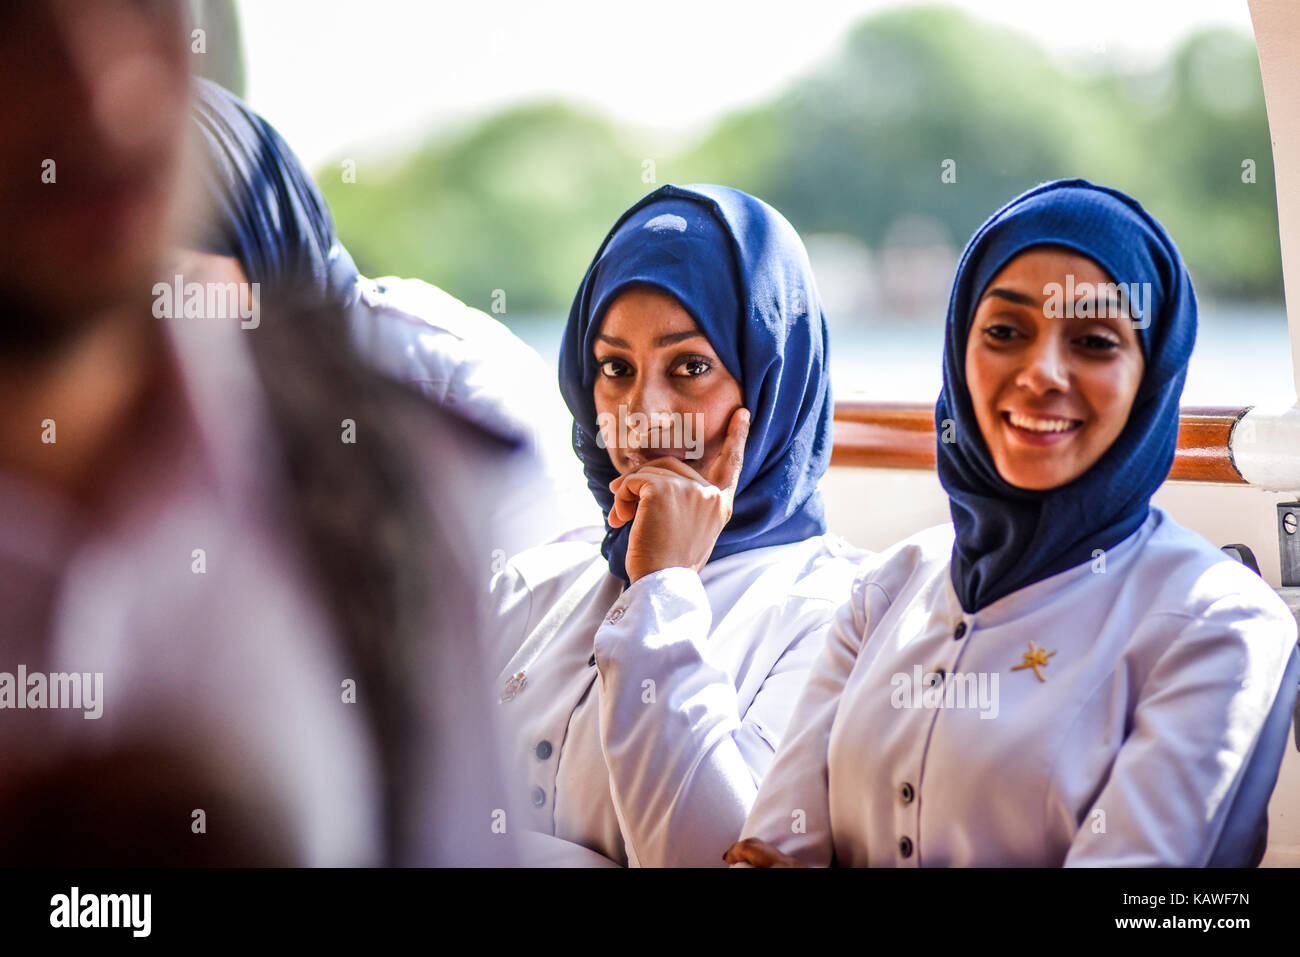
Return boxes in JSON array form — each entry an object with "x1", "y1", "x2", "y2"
[
  {"x1": 936, "y1": 179, "x2": 1198, "y2": 613},
  {"x1": 559, "y1": 184, "x2": 833, "y2": 584},
  {"x1": 187, "y1": 77, "x2": 358, "y2": 307}
]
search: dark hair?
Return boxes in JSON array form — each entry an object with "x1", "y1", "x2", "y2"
[{"x1": 249, "y1": 289, "x2": 474, "y2": 865}]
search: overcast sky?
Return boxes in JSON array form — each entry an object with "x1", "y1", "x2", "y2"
[{"x1": 237, "y1": 0, "x2": 1257, "y2": 169}]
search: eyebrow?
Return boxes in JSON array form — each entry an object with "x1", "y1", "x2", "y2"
[
  {"x1": 981, "y1": 288, "x2": 1039, "y2": 307},
  {"x1": 596, "y1": 331, "x2": 706, "y2": 348}
]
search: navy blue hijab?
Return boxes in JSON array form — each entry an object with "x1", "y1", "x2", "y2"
[
  {"x1": 936, "y1": 179, "x2": 1197, "y2": 613},
  {"x1": 559, "y1": 184, "x2": 833, "y2": 584},
  {"x1": 187, "y1": 78, "x2": 358, "y2": 307}
]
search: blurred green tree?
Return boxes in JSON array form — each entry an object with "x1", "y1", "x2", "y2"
[{"x1": 319, "y1": 6, "x2": 1282, "y2": 318}]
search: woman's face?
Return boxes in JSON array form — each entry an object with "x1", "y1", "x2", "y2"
[
  {"x1": 0, "y1": 0, "x2": 190, "y2": 326},
  {"x1": 964, "y1": 247, "x2": 1146, "y2": 491},
  {"x1": 593, "y1": 286, "x2": 744, "y2": 478}
]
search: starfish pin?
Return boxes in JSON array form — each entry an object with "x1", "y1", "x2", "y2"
[{"x1": 1011, "y1": 641, "x2": 1056, "y2": 682}]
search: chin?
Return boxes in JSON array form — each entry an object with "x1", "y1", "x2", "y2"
[{"x1": 995, "y1": 455, "x2": 1080, "y2": 492}]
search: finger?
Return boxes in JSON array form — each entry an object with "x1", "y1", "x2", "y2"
[
  {"x1": 608, "y1": 471, "x2": 675, "y2": 527},
  {"x1": 612, "y1": 467, "x2": 692, "y2": 501},
  {"x1": 723, "y1": 837, "x2": 772, "y2": 867},
  {"x1": 615, "y1": 472, "x2": 675, "y2": 497},
  {"x1": 608, "y1": 477, "x2": 643, "y2": 528},
  {"x1": 633, "y1": 457, "x2": 711, "y2": 484},
  {"x1": 613, "y1": 459, "x2": 708, "y2": 488},
  {"x1": 722, "y1": 842, "x2": 751, "y2": 865},
  {"x1": 706, "y1": 407, "x2": 750, "y2": 492}
]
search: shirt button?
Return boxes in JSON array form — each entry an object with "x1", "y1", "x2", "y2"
[
  {"x1": 953, "y1": 622, "x2": 967, "y2": 640},
  {"x1": 535, "y1": 740, "x2": 552, "y2": 760},
  {"x1": 898, "y1": 836, "x2": 913, "y2": 858},
  {"x1": 605, "y1": 607, "x2": 625, "y2": 624},
  {"x1": 900, "y1": 782, "x2": 915, "y2": 804},
  {"x1": 531, "y1": 786, "x2": 546, "y2": 808}
]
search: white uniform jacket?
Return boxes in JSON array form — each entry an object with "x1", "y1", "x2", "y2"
[
  {"x1": 741, "y1": 507, "x2": 1299, "y2": 867},
  {"x1": 487, "y1": 532, "x2": 867, "y2": 867}
]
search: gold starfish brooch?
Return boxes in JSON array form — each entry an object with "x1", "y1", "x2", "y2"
[{"x1": 1011, "y1": 641, "x2": 1056, "y2": 682}]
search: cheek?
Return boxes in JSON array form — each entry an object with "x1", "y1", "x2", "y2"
[
  {"x1": 964, "y1": 346, "x2": 1004, "y2": 421},
  {"x1": 1082, "y1": 362, "x2": 1143, "y2": 435},
  {"x1": 703, "y1": 380, "x2": 744, "y2": 441},
  {"x1": 590, "y1": 385, "x2": 621, "y2": 449}
]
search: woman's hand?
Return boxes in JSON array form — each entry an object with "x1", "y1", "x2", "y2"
[
  {"x1": 723, "y1": 837, "x2": 808, "y2": 868},
  {"x1": 608, "y1": 407, "x2": 749, "y2": 584}
]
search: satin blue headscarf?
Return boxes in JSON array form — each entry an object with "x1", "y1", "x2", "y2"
[
  {"x1": 936, "y1": 179, "x2": 1197, "y2": 614},
  {"x1": 188, "y1": 78, "x2": 358, "y2": 307},
  {"x1": 559, "y1": 184, "x2": 833, "y2": 585}
]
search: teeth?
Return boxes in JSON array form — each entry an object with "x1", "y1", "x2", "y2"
[{"x1": 1007, "y1": 411, "x2": 1079, "y2": 433}]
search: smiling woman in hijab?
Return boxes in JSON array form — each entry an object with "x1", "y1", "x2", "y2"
[
  {"x1": 728, "y1": 179, "x2": 1298, "y2": 868},
  {"x1": 486, "y1": 183, "x2": 866, "y2": 867}
]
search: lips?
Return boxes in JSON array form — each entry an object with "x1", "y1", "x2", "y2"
[{"x1": 1001, "y1": 410, "x2": 1083, "y2": 446}]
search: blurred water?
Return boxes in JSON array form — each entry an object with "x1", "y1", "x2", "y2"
[{"x1": 512, "y1": 305, "x2": 1296, "y2": 409}]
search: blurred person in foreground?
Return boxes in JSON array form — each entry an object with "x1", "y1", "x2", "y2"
[{"x1": 0, "y1": 0, "x2": 517, "y2": 866}]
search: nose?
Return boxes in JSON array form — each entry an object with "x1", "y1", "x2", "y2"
[
  {"x1": 1013, "y1": 334, "x2": 1070, "y2": 396},
  {"x1": 626, "y1": 376, "x2": 678, "y2": 435},
  {"x1": 46, "y1": 0, "x2": 183, "y2": 157}
]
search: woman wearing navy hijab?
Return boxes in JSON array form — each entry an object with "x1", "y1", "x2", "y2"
[
  {"x1": 486, "y1": 184, "x2": 865, "y2": 866},
  {"x1": 730, "y1": 180, "x2": 1298, "y2": 867}
]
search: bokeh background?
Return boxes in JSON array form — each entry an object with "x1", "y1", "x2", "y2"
[{"x1": 189, "y1": 0, "x2": 1291, "y2": 405}]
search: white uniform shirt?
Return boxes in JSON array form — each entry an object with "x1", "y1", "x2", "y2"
[
  {"x1": 488, "y1": 532, "x2": 867, "y2": 866},
  {"x1": 741, "y1": 507, "x2": 1298, "y2": 867}
]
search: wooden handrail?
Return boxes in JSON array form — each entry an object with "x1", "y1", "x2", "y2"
[{"x1": 831, "y1": 399, "x2": 1247, "y2": 485}]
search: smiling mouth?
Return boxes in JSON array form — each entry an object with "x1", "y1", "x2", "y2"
[{"x1": 1001, "y1": 410, "x2": 1083, "y2": 440}]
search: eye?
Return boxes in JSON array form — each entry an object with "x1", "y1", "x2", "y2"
[
  {"x1": 1075, "y1": 333, "x2": 1121, "y2": 353},
  {"x1": 980, "y1": 323, "x2": 1021, "y2": 343},
  {"x1": 671, "y1": 355, "x2": 713, "y2": 377},
  {"x1": 597, "y1": 357, "x2": 632, "y2": 378}
]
